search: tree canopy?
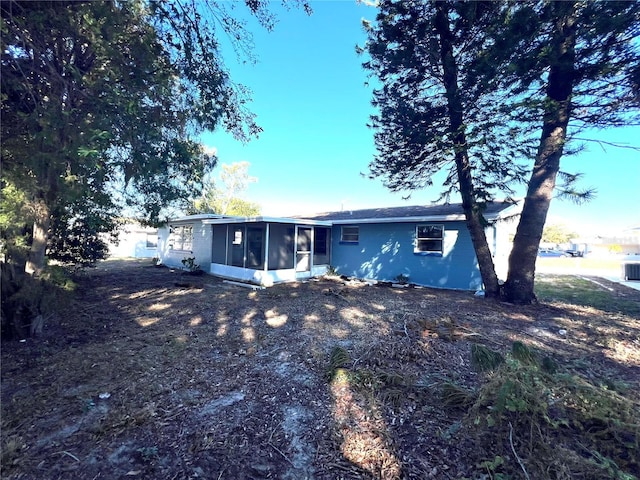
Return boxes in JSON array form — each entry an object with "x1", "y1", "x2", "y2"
[
  {"x1": 0, "y1": 0, "x2": 308, "y2": 337},
  {"x1": 1, "y1": 0, "x2": 307, "y2": 274},
  {"x1": 541, "y1": 224, "x2": 577, "y2": 245},
  {"x1": 191, "y1": 162, "x2": 261, "y2": 217},
  {"x1": 361, "y1": 0, "x2": 640, "y2": 303}
]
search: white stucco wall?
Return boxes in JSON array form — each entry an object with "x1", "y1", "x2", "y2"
[
  {"x1": 108, "y1": 223, "x2": 157, "y2": 258},
  {"x1": 158, "y1": 220, "x2": 212, "y2": 270}
]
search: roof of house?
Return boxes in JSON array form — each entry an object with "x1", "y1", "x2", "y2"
[{"x1": 298, "y1": 201, "x2": 520, "y2": 225}]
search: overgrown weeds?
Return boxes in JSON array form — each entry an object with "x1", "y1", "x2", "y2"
[
  {"x1": 462, "y1": 342, "x2": 639, "y2": 479},
  {"x1": 326, "y1": 345, "x2": 415, "y2": 406}
]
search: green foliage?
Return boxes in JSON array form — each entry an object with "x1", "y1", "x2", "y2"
[
  {"x1": 441, "y1": 382, "x2": 477, "y2": 409},
  {"x1": 191, "y1": 162, "x2": 261, "y2": 216},
  {"x1": 0, "y1": 262, "x2": 74, "y2": 339},
  {"x1": 470, "y1": 344, "x2": 505, "y2": 372},
  {"x1": 325, "y1": 265, "x2": 339, "y2": 277},
  {"x1": 1, "y1": 0, "x2": 307, "y2": 273},
  {"x1": 361, "y1": 1, "x2": 531, "y2": 200},
  {"x1": 361, "y1": 0, "x2": 640, "y2": 305},
  {"x1": 510, "y1": 341, "x2": 536, "y2": 365},
  {"x1": 542, "y1": 223, "x2": 577, "y2": 245},
  {"x1": 326, "y1": 346, "x2": 351, "y2": 380},
  {"x1": 0, "y1": 182, "x2": 30, "y2": 260},
  {"x1": 465, "y1": 342, "x2": 639, "y2": 479},
  {"x1": 181, "y1": 257, "x2": 201, "y2": 273},
  {"x1": 535, "y1": 275, "x2": 640, "y2": 316},
  {"x1": 477, "y1": 455, "x2": 507, "y2": 479}
]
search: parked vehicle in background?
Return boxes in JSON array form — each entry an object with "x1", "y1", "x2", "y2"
[
  {"x1": 564, "y1": 250, "x2": 583, "y2": 257},
  {"x1": 538, "y1": 248, "x2": 570, "y2": 257}
]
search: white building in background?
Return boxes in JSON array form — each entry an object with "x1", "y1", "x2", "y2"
[
  {"x1": 107, "y1": 222, "x2": 158, "y2": 258},
  {"x1": 568, "y1": 226, "x2": 640, "y2": 258}
]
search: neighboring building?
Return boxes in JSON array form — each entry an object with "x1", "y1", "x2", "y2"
[
  {"x1": 157, "y1": 201, "x2": 520, "y2": 290},
  {"x1": 107, "y1": 222, "x2": 158, "y2": 258},
  {"x1": 570, "y1": 226, "x2": 640, "y2": 257}
]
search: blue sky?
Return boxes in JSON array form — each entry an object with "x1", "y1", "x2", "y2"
[{"x1": 201, "y1": 1, "x2": 639, "y2": 234}]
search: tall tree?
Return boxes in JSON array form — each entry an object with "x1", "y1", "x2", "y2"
[
  {"x1": 496, "y1": 1, "x2": 640, "y2": 303},
  {"x1": 541, "y1": 224, "x2": 576, "y2": 245},
  {"x1": 361, "y1": 1, "x2": 530, "y2": 299},
  {"x1": 362, "y1": 0, "x2": 640, "y2": 303},
  {"x1": 191, "y1": 162, "x2": 261, "y2": 216},
  {"x1": 1, "y1": 0, "x2": 308, "y2": 274}
]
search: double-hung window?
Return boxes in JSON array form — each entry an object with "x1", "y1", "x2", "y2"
[
  {"x1": 340, "y1": 226, "x2": 359, "y2": 243},
  {"x1": 169, "y1": 225, "x2": 193, "y2": 251},
  {"x1": 415, "y1": 225, "x2": 443, "y2": 254}
]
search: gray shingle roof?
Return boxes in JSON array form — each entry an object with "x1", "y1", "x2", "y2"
[{"x1": 299, "y1": 201, "x2": 517, "y2": 222}]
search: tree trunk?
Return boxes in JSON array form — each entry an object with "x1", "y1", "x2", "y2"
[
  {"x1": 25, "y1": 199, "x2": 51, "y2": 276},
  {"x1": 434, "y1": 2, "x2": 500, "y2": 298},
  {"x1": 503, "y1": 2, "x2": 577, "y2": 304}
]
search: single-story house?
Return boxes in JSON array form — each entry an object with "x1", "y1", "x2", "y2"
[
  {"x1": 157, "y1": 201, "x2": 520, "y2": 290},
  {"x1": 158, "y1": 214, "x2": 333, "y2": 286},
  {"x1": 107, "y1": 222, "x2": 158, "y2": 258}
]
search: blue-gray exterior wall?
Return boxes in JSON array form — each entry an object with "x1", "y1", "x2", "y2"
[{"x1": 330, "y1": 221, "x2": 483, "y2": 290}]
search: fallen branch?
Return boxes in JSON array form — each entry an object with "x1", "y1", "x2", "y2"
[
  {"x1": 269, "y1": 443, "x2": 295, "y2": 467},
  {"x1": 55, "y1": 450, "x2": 80, "y2": 462},
  {"x1": 325, "y1": 288, "x2": 349, "y2": 302},
  {"x1": 509, "y1": 422, "x2": 530, "y2": 480}
]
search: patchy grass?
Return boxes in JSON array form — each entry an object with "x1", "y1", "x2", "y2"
[
  {"x1": 536, "y1": 274, "x2": 640, "y2": 316},
  {"x1": 536, "y1": 256, "x2": 625, "y2": 272},
  {"x1": 1, "y1": 260, "x2": 639, "y2": 479}
]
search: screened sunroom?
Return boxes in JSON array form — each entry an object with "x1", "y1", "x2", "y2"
[{"x1": 201, "y1": 217, "x2": 332, "y2": 286}]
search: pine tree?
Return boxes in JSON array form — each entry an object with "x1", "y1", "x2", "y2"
[
  {"x1": 362, "y1": 0, "x2": 640, "y2": 303},
  {"x1": 361, "y1": 1, "x2": 531, "y2": 298}
]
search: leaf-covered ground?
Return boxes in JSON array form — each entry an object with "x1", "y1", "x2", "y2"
[{"x1": 2, "y1": 259, "x2": 639, "y2": 479}]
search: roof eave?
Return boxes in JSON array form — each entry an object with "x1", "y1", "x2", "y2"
[{"x1": 201, "y1": 216, "x2": 332, "y2": 227}]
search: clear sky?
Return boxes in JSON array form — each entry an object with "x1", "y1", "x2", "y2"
[{"x1": 200, "y1": 1, "x2": 640, "y2": 234}]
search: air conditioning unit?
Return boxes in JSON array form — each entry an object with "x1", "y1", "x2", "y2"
[{"x1": 623, "y1": 262, "x2": 640, "y2": 281}]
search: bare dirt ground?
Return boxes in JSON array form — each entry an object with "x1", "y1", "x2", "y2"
[{"x1": 2, "y1": 259, "x2": 639, "y2": 479}]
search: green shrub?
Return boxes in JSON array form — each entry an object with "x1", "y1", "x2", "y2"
[
  {"x1": 471, "y1": 344, "x2": 504, "y2": 372},
  {"x1": 181, "y1": 256, "x2": 201, "y2": 273}
]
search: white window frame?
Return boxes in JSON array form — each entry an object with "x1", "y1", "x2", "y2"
[
  {"x1": 415, "y1": 224, "x2": 444, "y2": 254},
  {"x1": 169, "y1": 225, "x2": 193, "y2": 251},
  {"x1": 340, "y1": 226, "x2": 359, "y2": 243}
]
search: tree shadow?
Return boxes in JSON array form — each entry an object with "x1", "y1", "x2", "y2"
[{"x1": 1, "y1": 259, "x2": 638, "y2": 479}]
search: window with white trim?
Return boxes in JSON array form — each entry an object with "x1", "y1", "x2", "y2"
[
  {"x1": 415, "y1": 225, "x2": 443, "y2": 254},
  {"x1": 341, "y1": 226, "x2": 359, "y2": 243},
  {"x1": 169, "y1": 225, "x2": 193, "y2": 251}
]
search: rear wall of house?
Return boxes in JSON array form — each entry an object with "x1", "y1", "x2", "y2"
[
  {"x1": 330, "y1": 221, "x2": 482, "y2": 290},
  {"x1": 158, "y1": 221, "x2": 212, "y2": 269}
]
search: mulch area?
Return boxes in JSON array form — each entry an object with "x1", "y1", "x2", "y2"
[{"x1": 1, "y1": 259, "x2": 639, "y2": 479}]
